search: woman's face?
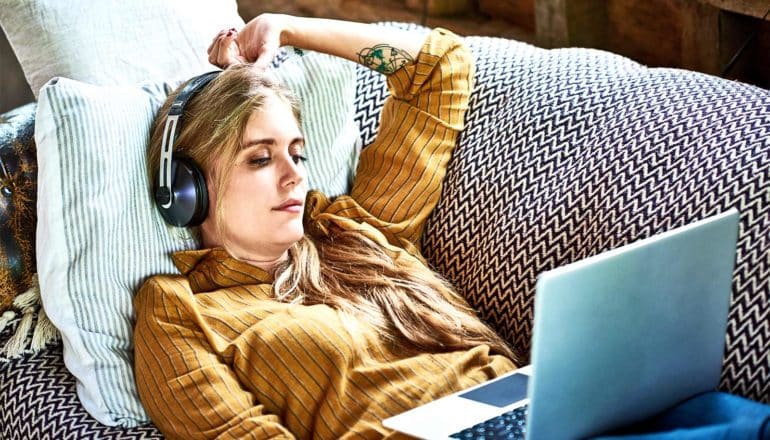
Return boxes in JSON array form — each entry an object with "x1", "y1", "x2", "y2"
[{"x1": 201, "y1": 93, "x2": 307, "y2": 265}]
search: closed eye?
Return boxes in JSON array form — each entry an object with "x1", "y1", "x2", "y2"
[{"x1": 248, "y1": 157, "x2": 270, "y2": 167}]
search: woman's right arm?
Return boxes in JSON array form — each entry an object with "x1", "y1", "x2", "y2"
[
  {"x1": 209, "y1": 14, "x2": 422, "y2": 72},
  {"x1": 209, "y1": 15, "x2": 473, "y2": 255},
  {"x1": 133, "y1": 277, "x2": 295, "y2": 440}
]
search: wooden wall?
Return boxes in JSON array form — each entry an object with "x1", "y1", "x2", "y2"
[
  {"x1": 241, "y1": 0, "x2": 769, "y2": 90},
  {"x1": 236, "y1": 0, "x2": 535, "y2": 41},
  {"x1": 2, "y1": 0, "x2": 768, "y2": 113},
  {"x1": 533, "y1": 0, "x2": 770, "y2": 89}
]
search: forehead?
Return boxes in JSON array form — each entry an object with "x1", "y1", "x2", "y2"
[{"x1": 241, "y1": 93, "x2": 301, "y2": 143}]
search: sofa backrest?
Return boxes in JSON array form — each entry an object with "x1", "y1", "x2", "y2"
[{"x1": 352, "y1": 32, "x2": 770, "y2": 404}]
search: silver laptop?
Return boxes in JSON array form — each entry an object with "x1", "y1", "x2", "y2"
[{"x1": 383, "y1": 209, "x2": 739, "y2": 440}]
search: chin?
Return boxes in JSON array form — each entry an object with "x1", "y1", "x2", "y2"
[{"x1": 282, "y1": 227, "x2": 305, "y2": 246}]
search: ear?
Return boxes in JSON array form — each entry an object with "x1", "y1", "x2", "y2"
[{"x1": 199, "y1": 187, "x2": 220, "y2": 249}]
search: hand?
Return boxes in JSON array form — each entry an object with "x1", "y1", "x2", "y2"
[
  {"x1": 207, "y1": 14, "x2": 289, "y2": 70},
  {"x1": 234, "y1": 13, "x2": 290, "y2": 70},
  {"x1": 207, "y1": 28, "x2": 247, "y2": 69}
]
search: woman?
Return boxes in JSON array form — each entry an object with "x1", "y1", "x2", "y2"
[{"x1": 134, "y1": 13, "x2": 517, "y2": 439}]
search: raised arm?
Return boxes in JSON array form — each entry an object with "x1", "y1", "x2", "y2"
[
  {"x1": 208, "y1": 13, "x2": 421, "y2": 73},
  {"x1": 308, "y1": 28, "x2": 474, "y2": 254},
  {"x1": 209, "y1": 15, "x2": 474, "y2": 255}
]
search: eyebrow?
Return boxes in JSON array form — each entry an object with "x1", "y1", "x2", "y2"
[{"x1": 241, "y1": 137, "x2": 305, "y2": 150}]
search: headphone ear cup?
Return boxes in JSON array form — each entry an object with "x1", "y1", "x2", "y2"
[{"x1": 157, "y1": 156, "x2": 209, "y2": 227}]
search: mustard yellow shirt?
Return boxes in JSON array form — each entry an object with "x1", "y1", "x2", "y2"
[{"x1": 133, "y1": 28, "x2": 516, "y2": 440}]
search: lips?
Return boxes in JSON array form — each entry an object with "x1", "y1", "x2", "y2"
[{"x1": 273, "y1": 198, "x2": 304, "y2": 211}]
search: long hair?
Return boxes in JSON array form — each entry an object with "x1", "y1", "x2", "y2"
[{"x1": 148, "y1": 64, "x2": 516, "y2": 361}]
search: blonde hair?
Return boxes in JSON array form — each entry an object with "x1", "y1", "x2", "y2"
[{"x1": 148, "y1": 64, "x2": 516, "y2": 361}]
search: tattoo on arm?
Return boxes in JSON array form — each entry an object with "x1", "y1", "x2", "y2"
[{"x1": 357, "y1": 44, "x2": 414, "y2": 74}]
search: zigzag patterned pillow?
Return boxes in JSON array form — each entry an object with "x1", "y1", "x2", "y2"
[
  {"x1": 0, "y1": 314, "x2": 163, "y2": 438},
  {"x1": 353, "y1": 33, "x2": 770, "y2": 404}
]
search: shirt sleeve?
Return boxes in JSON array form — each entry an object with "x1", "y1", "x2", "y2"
[
  {"x1": 306, "y1": 28, "x2": 474, "y2": 257},
  {"x1": 133, "y1": 277, "x2": 296, "y2": 440}
]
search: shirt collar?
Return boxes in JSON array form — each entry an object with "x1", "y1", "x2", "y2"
[{"x1": 171, "y1": 247, "x2": 273, "y2": 293}]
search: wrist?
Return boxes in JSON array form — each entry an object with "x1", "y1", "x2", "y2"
[{"x1": 279, "y1": 14, "x2": 301, "y2": 48}]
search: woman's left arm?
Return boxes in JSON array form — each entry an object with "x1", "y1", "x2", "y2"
[{"x1": 343, "y1": 29, "x2": 474, "y2": 250}]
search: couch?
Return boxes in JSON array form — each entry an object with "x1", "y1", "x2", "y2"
[{"x1": 1, "y1": 25, "x2": 769, "y2": 438}]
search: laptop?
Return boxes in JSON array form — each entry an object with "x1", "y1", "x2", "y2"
[{"x1": 383, "y1": 209, "x2": 739, "y2": 440}]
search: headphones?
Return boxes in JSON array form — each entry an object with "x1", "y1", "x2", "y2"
[{"x1": 154, "y1": 71, "x2": 220, "y2": 227}]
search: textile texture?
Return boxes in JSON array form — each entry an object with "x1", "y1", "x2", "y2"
[
  {"x1": 0, "y1": 104, "x2": 37, "y2": 313},
  {"x1": 0, "y1": 315, "x2": 163, "y2": 439},
  {"x1": 0, "y1": 0, "x2": 244, "y2": 97},
  {"x1": 412, "y1": 36, "x2": 768, "y2": 403}
]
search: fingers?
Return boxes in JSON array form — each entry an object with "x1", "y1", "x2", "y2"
[
  {"x1": 206, "y1": 29, "x2": 228, "y2": 56},
  {"x1": 236, "y1": 14, "x2": 285, "y2": 70},
  {"x1": 208, "y1": 15, "x2": 285, "y2": 71},
  {"x1": 207, "y1": 28, "x2": 231, "y2": 65},
  {"x1": 252, "y1": 39, "x2": 279, "y2": 70},
  {"x1": 208, "y1": 28, "x2": 242, "y2": 69}
]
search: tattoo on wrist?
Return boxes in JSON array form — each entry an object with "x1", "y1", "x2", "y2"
[{"x1": 357, "y1": 44, "x2": 413, "y2": 74}]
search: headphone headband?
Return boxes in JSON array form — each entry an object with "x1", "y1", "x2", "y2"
[{"x1": 168, "y1": 71, "x2": 221, "y2": 117}]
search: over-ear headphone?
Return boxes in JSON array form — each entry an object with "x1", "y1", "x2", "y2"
[{"x1": 154, "y1": 71, "x2": 220, "y2": 227}]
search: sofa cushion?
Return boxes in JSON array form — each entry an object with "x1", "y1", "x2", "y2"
[
  {"x1": 353, "y1": 29, "x2": 770, "y2": 404},
  {"x1": 0, "y1": 0, "x2": 244, "y2": 97},
  {"x1": 429, "y1": 37, "x2": 770, "y2": 404},
  {"x1": 0, "y1": 317, "x2": 162, "y2": 439},
  {"x1": 0, "y1": 104, "x2": 37, "y2": 313}
]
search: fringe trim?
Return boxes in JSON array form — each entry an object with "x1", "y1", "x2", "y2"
[{"x1": 0, "y1": 275, "x2": 61, "y2": 359}]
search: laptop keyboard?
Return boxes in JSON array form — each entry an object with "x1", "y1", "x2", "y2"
[{"x1": 449, "y1": 405, "x2": 528, "y2": 439}]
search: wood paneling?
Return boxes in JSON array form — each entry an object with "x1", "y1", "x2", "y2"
[
  {"x1": 534, "y1": 0, "x2": 769, "y2": 89},
  {"x1": 700, "y1": 0, "x2": 770, "y2": 19},
  {"x1": 404, "y1": 0, "x2": 473, "y2": 16},
  {"x1": 478, "y1": 0, "x2": 536, "y2": 32},
  {"x1": 607, "y1": 0, "x2": 681, "y2": 67},
  {"x1": 238, "y1": 0, "x2": 536, "y2": 42},
  {"x1": 535, "y1": 0, "x2": 607, "y2": 48},
  {"x1": 681, "y1": 0, "x2": 721, "y2": 74}
]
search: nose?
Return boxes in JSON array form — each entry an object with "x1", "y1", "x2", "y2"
[{"x1": 279, "y1": 153, "x2": 304, "y2": 188}]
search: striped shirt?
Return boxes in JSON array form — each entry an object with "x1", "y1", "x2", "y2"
[{"x1": 133, "y1": 28, "x2": 516, "y2": 440}]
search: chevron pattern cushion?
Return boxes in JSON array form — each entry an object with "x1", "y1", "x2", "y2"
[
  {"x1": 354, "y1": 33, "x2": 770, "y2": 404},
  {"x1": 0, "y1": 317, "x2": 163, "y2": 439}
]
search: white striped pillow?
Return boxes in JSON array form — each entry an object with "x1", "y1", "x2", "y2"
[{"x1": 35, "y1": 52, "x2": 359, "y2": 427}]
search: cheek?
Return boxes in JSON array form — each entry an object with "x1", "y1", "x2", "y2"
[{"x1": 220, "y1": 171, "x2": 272, "y2": 218}]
